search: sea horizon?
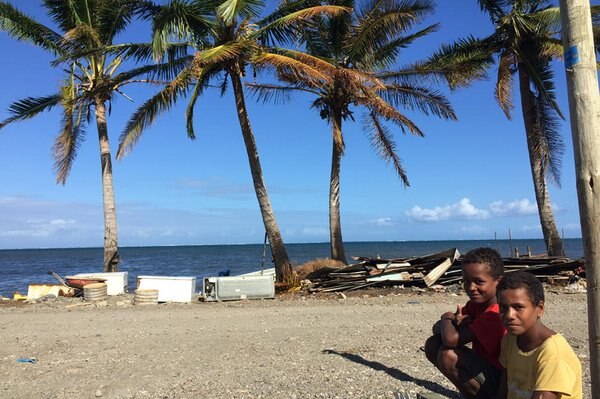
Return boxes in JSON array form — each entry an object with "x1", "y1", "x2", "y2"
[{"x1": 0, "y1": 236, "x2": 584, "y2": 252}]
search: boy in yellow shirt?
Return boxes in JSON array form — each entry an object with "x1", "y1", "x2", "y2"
[{"x1": 496, "y1": 271, "x2": 582, "y2": 399}]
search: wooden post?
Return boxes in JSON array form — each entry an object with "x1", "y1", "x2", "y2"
[{"x1": 558, "y1": 1, "x2": 600, "y2": 397}]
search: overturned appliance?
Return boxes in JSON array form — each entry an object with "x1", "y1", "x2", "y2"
[{"x1": 202, "y1": 274, "x2": 275, "y2": 301}]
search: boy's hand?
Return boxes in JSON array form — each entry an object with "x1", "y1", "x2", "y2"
[{"x1": 454, "y1": 305, "x2": 472, "y2": 326}]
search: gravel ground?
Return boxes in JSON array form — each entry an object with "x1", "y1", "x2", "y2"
[{"x1": 0, "y1": 288, "x2": 591, "y2": 399}]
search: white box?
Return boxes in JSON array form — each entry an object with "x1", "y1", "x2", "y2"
[
  {"x1": 203, "y1": 275, "x2": 275, "y2": 301},
  {"x1": 74, "y1": 272, "x2": 128, "y2": 295},
  {"x1": 137, "y1": 276, "x2": 196, "y2": 303}
]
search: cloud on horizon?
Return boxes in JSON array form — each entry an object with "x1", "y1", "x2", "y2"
[
  {"x1": 406, "y1": 197, "x2": 565, "y2": 224},
  {"x1": 489, "y1": 199, "x2": 538, "y2": 216},
  {"x1": 406, "y1": 198, "x2": 489, "y2": 223}
]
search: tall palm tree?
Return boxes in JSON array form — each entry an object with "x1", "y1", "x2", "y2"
[
  {"x1": 426, "y1": 0, "x2": 566, "y2": 256},
  {"x1": 116, "y1": 0, "x2": 346, "y2": 282},
  {"x1": 0, "y1": 0, "x2": 170, "y2": 271},
  {"x1": 248, "y1": 0, "x2": 457, "y2": 263}
]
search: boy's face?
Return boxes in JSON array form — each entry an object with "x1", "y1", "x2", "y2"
[
  {"x1": 498, "y1": 287, "x2": 544, "y2": 336},
  {"x1": 462, "y1": 262, "x2": 500, "y2": 305}
]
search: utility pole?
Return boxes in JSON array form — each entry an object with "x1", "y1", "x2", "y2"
[{"x1": 558, "y1": 1, "x2": 600, "y2": 397}]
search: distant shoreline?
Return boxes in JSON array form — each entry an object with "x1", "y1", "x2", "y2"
[{"x1": 0, "y1": 237, "x2": 584, "y2": 252}]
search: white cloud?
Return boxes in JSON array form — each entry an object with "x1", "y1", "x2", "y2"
[
  {"x1": 406, "y1": 198, "x2": 489, "y2": 223},
  {"x1": 374, "y1": 217, "x2": 394, "y2": 227},
  {"x1": 489, "y1": 199, "x2": 538, "y2": 216}
]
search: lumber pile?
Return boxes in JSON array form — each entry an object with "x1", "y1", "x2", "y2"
[{"x1": 305, "y1": 248, "x2": 585, "y2": 293}]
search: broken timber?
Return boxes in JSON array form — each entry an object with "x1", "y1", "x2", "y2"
[{"x1": 306, "y1": 248, "x2": 585, "y2": 293}]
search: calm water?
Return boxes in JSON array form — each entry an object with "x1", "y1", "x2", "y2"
[{"x1": 0, "y1": 239, "x2": 583, "y2": 297}]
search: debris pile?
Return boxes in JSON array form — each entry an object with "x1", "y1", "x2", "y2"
[{"x1": 305, "y1": 248, "x2": 585, "y2": 293}]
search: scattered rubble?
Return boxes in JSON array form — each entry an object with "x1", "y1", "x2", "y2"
[{"x1": 304, "y1": 248, "x2": 586, "y2": 293}]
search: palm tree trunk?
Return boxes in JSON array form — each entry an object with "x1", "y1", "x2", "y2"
[
  {"x1": 517, "y1": 64, "x2": 564, "y2": 256},
  {"x1": 95, "y1": 98, "x2": 120, "y2": 272},
  {"x1": 329, "y1": 113, "x2": 347, "y2": 264},
  {"x1": 229, "y1": 72, "x2": 291, "y2": 283}
]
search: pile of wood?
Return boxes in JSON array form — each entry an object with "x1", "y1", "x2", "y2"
[{"x1": 305, "y1": 248, "x2": 585, "y2": 293}]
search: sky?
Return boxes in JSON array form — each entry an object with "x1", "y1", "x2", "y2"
[{"x1": 0, "y1": 1, "x2": 594, "y2": 250}]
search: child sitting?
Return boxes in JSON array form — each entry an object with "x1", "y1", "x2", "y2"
[
  {"x1": 424, "y1": 247, "x2": 506, "y2": 398},
  {"x1": 496, "y1": 271, "x2": 582, "y2": 399}
]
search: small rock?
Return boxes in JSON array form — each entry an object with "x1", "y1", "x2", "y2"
[{"x1": 95, "y1": 389, "x2": 102, "y2": 397}]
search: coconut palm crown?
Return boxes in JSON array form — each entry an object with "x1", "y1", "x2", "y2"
[
  {"x1": 116, "y1": 0, "x2": 347, "y2": 282},
  {"x1": 0, "y1": 0, "x2": 175, "y2": 271},
  {"x1": 248, "y1": 0, "x2": 457, "y2": 263},
  {"x1": 424, "y1": 0, "x2": 566, "y2": 256}
]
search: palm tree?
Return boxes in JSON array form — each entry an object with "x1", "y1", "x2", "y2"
[
  {"x1": 0, "y1": 0, "x2": 169, "y2": 271},
  {"x1": 426, "y1": 0, "x2": 566, "y2": 256},
  {"x1": 116, "y1": 0, "x2": 346, "y2": 282},
  {"x1": 248, "y1": 0, "x2": 457, "y2": 263}
]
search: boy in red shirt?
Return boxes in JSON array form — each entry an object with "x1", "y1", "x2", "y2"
[{"x1": 424, "y1": 247, "x2": 506, "y2": 398}]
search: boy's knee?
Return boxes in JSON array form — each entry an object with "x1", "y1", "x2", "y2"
[
  {"x1": 437, "y1": 347, "x2": 459, "y2": 373},
  {"x1": 424, "y1": 335, "x2": 442, "y2": 364}
]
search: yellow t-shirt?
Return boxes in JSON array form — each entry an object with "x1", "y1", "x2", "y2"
[{"x1": 499, "y1": 333, "x2": 582, "y2": 399}]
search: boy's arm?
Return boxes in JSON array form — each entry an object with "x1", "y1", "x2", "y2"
[
  {"x1": 439, "y1": 307, "x2": 475, "y2": 347},
  {"x1": 493, "y1": 368, "x2": 507, "y2": 399}
]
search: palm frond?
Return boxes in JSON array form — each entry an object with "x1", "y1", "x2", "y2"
[
  {"x1": 476, "y1": 0, "x2": 507, "y2": 20},
  {"x1": 380, "y1": 84, "x2": 456, "y2": 120},
  {"x1": 415, "y1": 36, "x2": 495, "y2": 89},
  {"x1": 0, "y1": 2, "x2": 61, "y2": 53},
  {"x1": 117, "y1": 66, "x2": 194, "y2": 158},
  {"x1": 538, "y1": 38, "x2": 563, "y2": 61},
  {"x1": 360, "y1": 92, "x2": 424, "y2": 137},
  {"x1": 367, "y1": 23, "x2": 439, "y2": 70},
  {"x1": 246, "y1": 83, "x2": 317, "y2": 104},
  {"x1": 185, "y1": 73, "x2": 212, "y2": 139},
  {"x1": 96, "y1": 0, "x2": 140, "y2": 44},
  {"x1": 255, "y1": 5, "x2": 350, "y2": 45},
  {"x1": 495, "y1": 50, "x2": 515, "y2": 118},
  {"x1": 347, "y1": 0, "x2": 434, "y2": 63},
  {"x1": 530, "y1": 92, "x2": 564, "y2": 187},
  {"x1": 53, "y1": 96, "x2": 86, "y2": 184},
  {"x1": 110, "y1": 55, "x2": 193, "y2": 87},
  {"x1": 44, "y1": 0, "x2": 82, "y2": 32},
  {"x1": 363, "y1": 112, "x2": 410, "y2": 186},
  {"x1": 0, "y1": 94, "x2": 62, "y2": 129},
  {"x1": 151, "y1": 0, "x2": 214, "y2": 59},
  {"x1": 195, "y1": 41, "x2": 248, "y2": 65},
  {"x1": 253, "y1": 52, "x2": 332, "y2": 86},
  {"x1": 61, "y1": 23, "x2": 104, "y2": 54},
  {"x1": 529, "y1": 6, "x2": 560, "y2": 34},
  {"x1": 517, "y1": 43, "x2": 564, "y2": 119},
  {"x1": 217, "y1": 0, "x2": 263, "y2": 26}
]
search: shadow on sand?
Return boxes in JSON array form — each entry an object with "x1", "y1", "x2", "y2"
[{"x1": 322, "y1": 349, "x2": 459, "y2": 398}]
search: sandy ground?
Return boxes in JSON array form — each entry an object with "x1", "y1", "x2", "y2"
[{"x1": 0, "y1": 288, "x2": 591, "y2": 399}]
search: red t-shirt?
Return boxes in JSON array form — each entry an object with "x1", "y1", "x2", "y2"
[{"x1": 462, "y1": 301, "x2": 506, "y2": 369}]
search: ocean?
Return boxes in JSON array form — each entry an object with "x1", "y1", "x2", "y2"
[{"x1": 0, "y1": 238, "x2": 584, "y2": 297}]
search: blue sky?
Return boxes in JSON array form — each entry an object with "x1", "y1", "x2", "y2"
[{"x1": 0, "y1": 1, "x2": 589, "y2": 249}]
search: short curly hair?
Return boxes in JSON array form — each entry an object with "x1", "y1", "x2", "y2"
[
  {"x1": 462, "y1": 247, "x2": 504, "y2": 279},
  {"x1": 497, "y1": 270, "x2": 544, "y2": 305}
]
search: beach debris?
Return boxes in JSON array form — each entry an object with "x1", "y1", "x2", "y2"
[
  {"x1": 306, "y1": 248, "x2": 585, "y2": 293},
  {"x1": 13, "y1": 292, "x2": 27, "y2": 301},
  {"x1": 16, "y1": 357, "x2": 37, "y2": 364},
  {"x1": 26, "y1": 284, "x2": 76, "y2": 300},
  {"x1": 83, "y1": 283, "x2": 108, "y2": 301},
  {"x1": 134, "y1": 289, "x2": 159, "y2": 305}
]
